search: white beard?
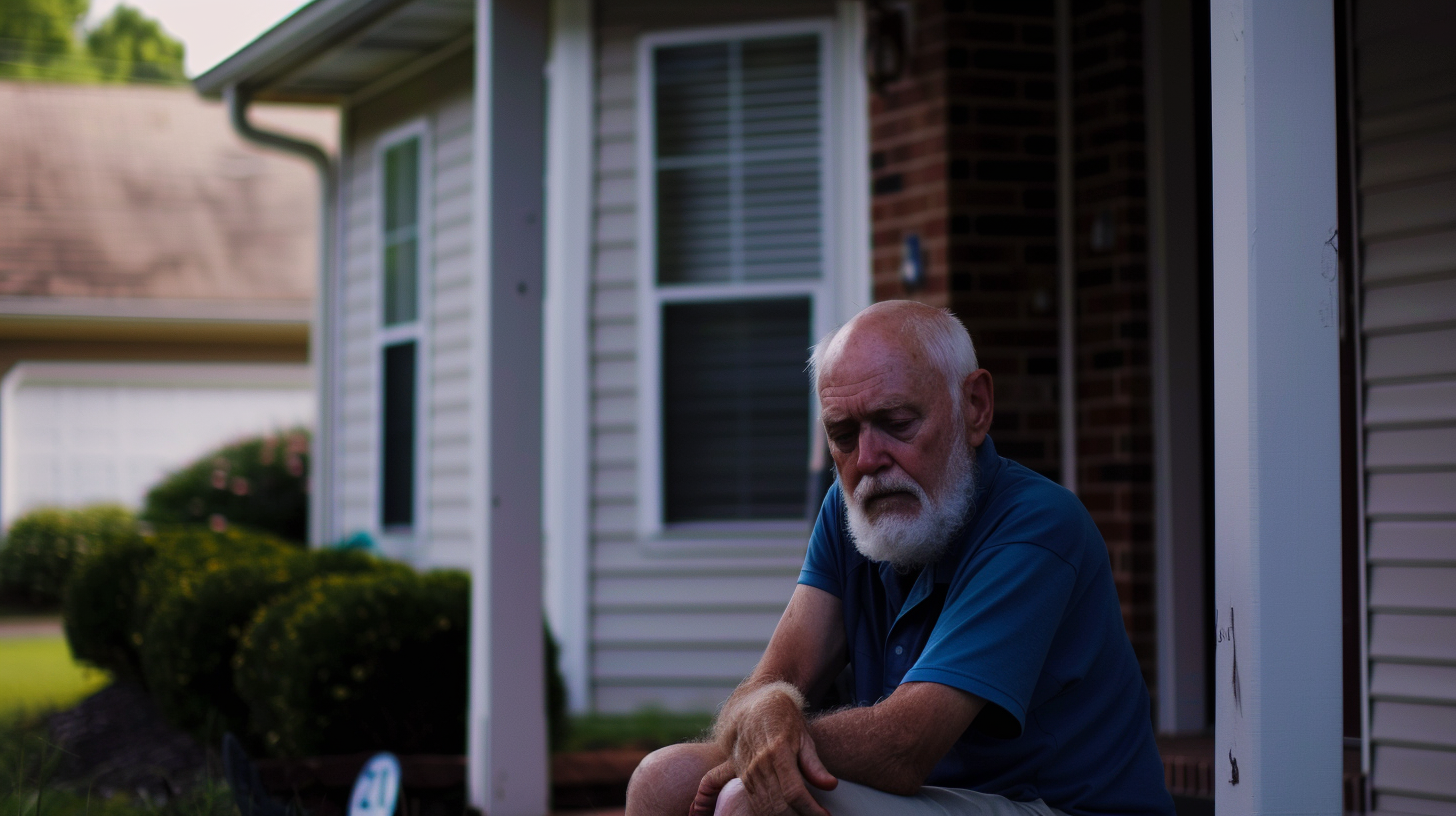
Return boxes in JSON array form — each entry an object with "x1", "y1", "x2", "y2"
[{"x1": 845, "y1": 429, "x2": 977, "y2": 571}]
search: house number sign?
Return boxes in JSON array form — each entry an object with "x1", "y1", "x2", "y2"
[{"x1": 349, "y1": 753, "x2": 402, "y2": 816}]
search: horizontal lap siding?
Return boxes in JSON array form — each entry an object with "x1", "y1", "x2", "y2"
[
  {"x1": 1356, "y1": 1, "x2": 1456, "y2": 809},
  {"x1": 335, "y1": 71, "x2": 474, "y2": 570},
  {"x1": 587, "y1": 1, "x2": 833, "y2": 713},
  {"x1": 425, "y1": 93, "x2": 475, "y2": 569},
  {"x1": 338, "y1": 138, "x2": 380, "y2": 540}
]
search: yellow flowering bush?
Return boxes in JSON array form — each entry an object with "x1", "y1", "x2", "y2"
[
  {"x1": 139, "y1": 546, "x2": 391, "y2": 741},
  {"x1": 233, "y1": 569, "x2": 470, "y2": 757}
]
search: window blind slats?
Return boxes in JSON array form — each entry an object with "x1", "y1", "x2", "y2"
[
  {"x1": 662, "y1": 299, "x2": 813, "y2": 522},
  {"x1": 654, "y1": 34, "x2": 821, "y2": 286}
]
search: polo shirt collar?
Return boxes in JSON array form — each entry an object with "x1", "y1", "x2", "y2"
[{"x1": 882, "y1": 436, "x2": 1006, "y2": 622}]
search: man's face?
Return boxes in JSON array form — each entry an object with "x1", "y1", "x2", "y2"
[{"x1": 818, "y1": 328, "x2": 964, "y2": 525}]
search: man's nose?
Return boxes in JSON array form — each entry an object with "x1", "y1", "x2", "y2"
[{"x1": 856, "y1": 427, "x2": 893, "y2": 473}]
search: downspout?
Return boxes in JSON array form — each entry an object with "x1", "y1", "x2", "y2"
[
  {"x1": 1055, "y1": 0, "x2": 1078, "y2": 494},
  {"x1": 225, "y1": 84, "x2": 338, "y2": 547}
]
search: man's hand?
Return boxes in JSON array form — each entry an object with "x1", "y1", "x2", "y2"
[
  {"x1": 702, "y1": 683, "x2": 838, "y2": 816},
  {"x1": 697, "y1": 586, "x2": 846, "y2": 815}
]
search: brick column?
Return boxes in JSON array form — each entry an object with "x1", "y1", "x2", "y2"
[
  {"x1": 866, "y1": 0, "x2": 1158, "y2": 702},
  {"x1": 1070, "y1": 0, "x2": 1156, "y2": 696},
  {"x1": 869, "y1": 0, "x2": 1062, "y2": 483}
]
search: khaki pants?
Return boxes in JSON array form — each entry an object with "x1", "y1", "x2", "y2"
[{"x1": 716, "y1": 778, "x2": 1069, "y2": 816}]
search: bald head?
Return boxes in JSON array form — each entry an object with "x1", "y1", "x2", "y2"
[{"x1": 810, "y1": 301, "x2": 979, "y2": 405}]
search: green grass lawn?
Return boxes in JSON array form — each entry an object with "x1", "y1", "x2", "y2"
[{"x1": 0, "y1": 636, "x2": 106, "y2": 719}]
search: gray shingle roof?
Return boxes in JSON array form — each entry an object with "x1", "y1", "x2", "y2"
[{"x1": 0, "y1": 81, "x2": 335, "y2": 309}]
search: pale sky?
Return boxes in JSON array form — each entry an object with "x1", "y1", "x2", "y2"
[{"x1": 86, "y1": 0, "x2": 314, "y2": 78}]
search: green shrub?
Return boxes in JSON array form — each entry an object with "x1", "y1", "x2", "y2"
[
  {"x1": 139, "y1": 547, "x2": 392, "y2": 739},
  {"x1": 142, "y1": 429, "x2": 311, "y2": 543},
  {"x1": 563, "y1": 710, "x2": 715, "y2": 752},
  {"x1": 545, "y1": 626, "x2": 568, "y2": 752},
  {"x1": 235, "y1": 570, "x2": 470, "y2": 757},
  {"x1": 63, "y1": 526, "x2": 293, "y2": 684},
  {"x1": 0, "y1": 505, "x2": 136, "y2": 609},
  {"x1": 62, "y1": 533, "x2": 156, "y2": 682}
]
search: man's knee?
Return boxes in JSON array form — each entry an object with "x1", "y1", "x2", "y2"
[{"x1": 626, "y1": 742, "x2": 724, "y2": 816}]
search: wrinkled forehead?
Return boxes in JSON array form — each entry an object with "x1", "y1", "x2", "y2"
[{"x1": 817, "y1": 320, "x2": 938, "y2": 398}]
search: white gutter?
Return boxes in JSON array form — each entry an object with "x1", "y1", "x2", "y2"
[
  {"x1": 225, "y1": 85, "x2": 338, "y2": 548},
  {"x1": 1056, "y1": 0, "x2": 1078, "y2": 494},
  {"x1": 194, "y1": 0, "x2": 405, "y2": 99}
]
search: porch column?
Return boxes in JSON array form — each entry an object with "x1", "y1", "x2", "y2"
[
  {"x1": 1210, "y1": 2, "x2": 1342, "y2": 814},
  {"x1": 468, "y1": 0, "x2": 549, "y2": 813}
]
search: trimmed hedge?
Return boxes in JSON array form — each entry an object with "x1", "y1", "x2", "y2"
[
  {"x1": 142, "y1": 429, "x2": 310, "y2": 543},
  {"x1": 62, "y1": 532, "x2": 157, "y2": 683},
  {"x1": 63, "y1": 523, "x2": 570, "y2": 759},
  {"x1": 234, "y1": 570, "x2": 471, "y2": 757},
  {"x1": 139, "y1": 547, "x2": 392, "y2": 738},
  {"x1": 0, "y1": 504, "x2": 136, "y2": 609},
  {"x1": 63, "y1": 526, "x2": 294, "y2": 684}
]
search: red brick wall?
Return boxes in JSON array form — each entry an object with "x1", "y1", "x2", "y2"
[
  {"x1": 868, "y1": 0, "x2": 954, "y2": 306},
  {"x1": 1070, "y1": 0, "x2": 1156, "y2": 695},
  {"x1": 869, "y1": 0, "x2": 1062, "y2": 483},
  {"x1": 866, "y1": 0, "x2": 1159, "y2": 703}
]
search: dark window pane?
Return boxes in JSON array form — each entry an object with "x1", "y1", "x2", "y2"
[
  {"x1": 381, "y1": 341, "x2": 417, "y2": 528},
  {"x1": 657, "y1": 164, "x2": 732, "y2": 284},
  {"x1": 662, "y1": 298, "x2": 812, "y2": 522},
  {"x1": 655, "y1": 42, "x2": 730, "y2": 158}
]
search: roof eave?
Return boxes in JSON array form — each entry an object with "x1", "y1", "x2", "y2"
[{"x1": 192, "y1": 0, "x2": 414, "y2": 101}]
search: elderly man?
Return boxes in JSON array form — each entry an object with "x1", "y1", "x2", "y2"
[{"x1": 626, "y1": 301, "x2": 1174, "y2": 816}]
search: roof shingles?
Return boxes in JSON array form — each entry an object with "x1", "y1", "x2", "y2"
[{"x1": 0, "y1": 81, "x2": 335, "y2": 305}]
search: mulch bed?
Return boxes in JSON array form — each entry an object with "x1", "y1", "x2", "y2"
[
  {"x1": 45, "y1": 682, "x2": 211, "y2": 801},
  {"x1": 41, "y1": 683, "x2": 647, "y2": 812}
]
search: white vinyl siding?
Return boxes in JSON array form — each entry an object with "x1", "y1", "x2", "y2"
[
  {"x1": 336, "y1": 89, "x2": 474, "y2": 569},
  {"x1": 1356, "y1": 1, "x2": 1456, "y2": 809},
  {"x1": 587, "y1": 1, "x2": 839, "y2": 712}
]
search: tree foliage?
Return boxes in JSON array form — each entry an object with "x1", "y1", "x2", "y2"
[
  {"x1": 86, "y1": 4, "x2": 184, "y2": 82},
  {"x1": 0, "y1": 0, "x2": 185, "y2": 83}
]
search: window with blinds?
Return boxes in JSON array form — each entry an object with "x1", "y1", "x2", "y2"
[
  {"x1": 647, "y1": 27, "x2": 828, "y2": 525},
  {"x1": 379, "y1": 133, "x2": 424, "y2": 531}
]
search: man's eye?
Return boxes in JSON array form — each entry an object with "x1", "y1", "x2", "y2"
[{"x1": 831, "y1": 432, "x2": 856, "y2": 448}]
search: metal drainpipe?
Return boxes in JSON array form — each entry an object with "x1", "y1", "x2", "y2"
[
  {"x1": 1055, "y1": 0, "x2": 1077, "y2": 494},
  {"x1": 225, "y1": 84, "x2": 337, "y2": 547}
]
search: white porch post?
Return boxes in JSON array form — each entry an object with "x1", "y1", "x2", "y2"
[
  {"x1": 468, "y1": 0, "x2": 549, "y2": 813},
  {"x1": 1210, "y1": 1, "x2": 1342, "y2": 814},
  {"x1": 543, "y1": 0, "x2": 595, "y2": 715}
]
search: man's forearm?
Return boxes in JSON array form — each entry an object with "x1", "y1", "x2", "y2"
[
  {"x1": 804, "y1": 704, "x2": 928, "y2": 796},
  {"x1": 804, "y1": 682, "x2": 985, "y2": 797}
]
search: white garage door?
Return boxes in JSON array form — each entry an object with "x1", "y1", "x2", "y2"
[{"x1": 1, "y1": 362, "x2": 314, "y2": 527}]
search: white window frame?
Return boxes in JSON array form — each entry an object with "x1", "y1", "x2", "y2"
[
  {"x1": 634, "y1": 19, "x2": 840, "y2": 538},
  {"x1": 373, "y1": 118, "x2": 432, "y2": 557}
]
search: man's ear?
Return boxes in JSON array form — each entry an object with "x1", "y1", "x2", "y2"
[{"x1": 962, "y1": 369, "x2": 994, "y2": 447}]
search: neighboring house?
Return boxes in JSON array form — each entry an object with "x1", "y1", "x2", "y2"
[
  {"x1": 195, "y1": 0, "x2": 1455, "y2": 812},
  {"x1": 0, "y1": 82, "x2": 336, "y2": 526}
]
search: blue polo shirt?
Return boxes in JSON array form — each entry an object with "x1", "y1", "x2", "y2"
[{"x1": 798, "y1": 436, "x2": 1174, "y2": 816}]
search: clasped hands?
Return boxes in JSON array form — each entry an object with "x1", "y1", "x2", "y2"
[{"x1": 690, "y1": 682, "x2": 838, "y2": 816}]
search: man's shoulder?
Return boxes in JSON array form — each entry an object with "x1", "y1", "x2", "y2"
[{"x1": 972, "y1": 456, "x2": 1099, "y2": 566}]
